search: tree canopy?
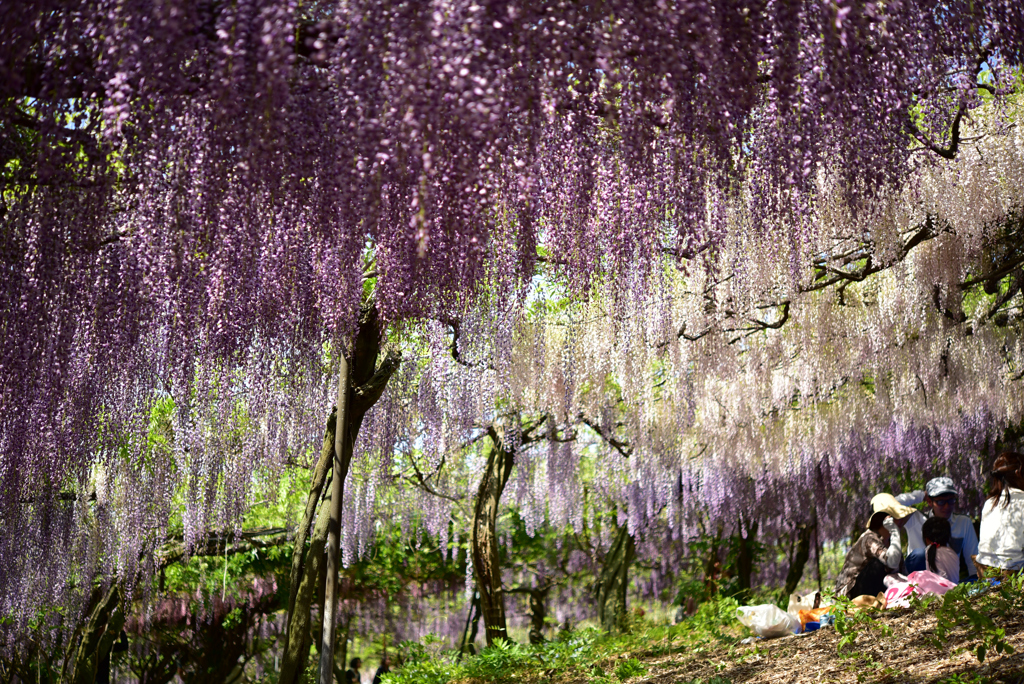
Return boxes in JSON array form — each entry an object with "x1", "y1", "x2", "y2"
[{"x1": 4, "y1": 0, "x2": 1024, "y2": 653}]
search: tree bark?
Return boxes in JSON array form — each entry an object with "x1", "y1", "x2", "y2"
[
  {"x1": 527, "y1": 587, "x2": 549, "y2": 645},
  {"x1": 320, "y1": 353, "x2": 350, "y2": 684},
  {"x1": 470, "y1": 428, "x2": 516, "y2": 646},
  {"x1": 783, "y1": 521, "x2": 815, "y2": 596},
  {"x1": 465, "y1": 594, "x2": 482, "y2": 656},
  {"x1": 279, "y1": 489, "x2": 333, "y2": 684},
  {"x1": 735, "y1": 517, "x2": 758, "y2": 600},
  {"x1": 814, "y1": 514, "x2": 823, "y2": 594},
  {"x1": 68, "y1": 584, "x2": 124, "y2": 684},
  {"x1": 597, "y1": 523, "x2": 635, "y2": 633},
  {"x1": 278, "y1": 303, "x2": 400, "y2": 684},
  {"x1": 457, "y1": 591, "x2": 480, "y2": 659},
  {"x1": 285, "y1": 412, "x2": 337, "y2": 621},
  {"x1": 704, "y1": 527, "x2": 722, "y2": 597},
  {"x1": 332, "y1": 614, "x2": 352, "y2": 684}
]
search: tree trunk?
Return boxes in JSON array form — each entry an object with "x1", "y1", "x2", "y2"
[
  {"x1": 320, "y1": 353, "x2": 350, "y2": 684},
  {"x1": 527, "y1": 587, "x2": 549, "y2": 645},
  {"x1": 704, "y1": 528, "x2": 722, "y2": 597},
  {"x1": 278, "y1": 411, "x2": 335, "y2": 684},
  {"x1": 68, "y1": 584, "x2": 124, "y2": 684},
  {"x1": 457, "y1": 591, "x2": 480, "y2": 659},
  {"x1": 278, "y1": 303, "x2": 400, "y2": 684},
  {"x1": 470, "y1": 429, "x2": 515, "y2": 646},
  {"x1": 814, "y1": 514, "x2": 823, "y2": 594},
  {"x1": 279, "y1": 488, "x2": 333, "y2": 684},
  {"x1": 332, "y1": 614, "x2": 352, "y2": 684},
  {"x1": 735, "y1": 517, "x2": 758, "y2": 600},
  {"x1": 285, "y1": 412, "x2": 337, "y2": 621},
  {"x1": 597, "y1": 523, "x2": 635, "y2": 633},
  {"x1": 783, "y1": 521, "x2": 815, "y2": 595},
  {"x1": 465, "y1": 594, "x2": 482, "y2": 655}
]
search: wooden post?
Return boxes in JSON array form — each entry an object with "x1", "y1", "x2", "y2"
[{"x1": 320, "y1": 353, "x2": 350, "y2": 684}]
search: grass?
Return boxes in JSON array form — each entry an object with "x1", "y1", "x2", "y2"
[
  {"x1": 381, "y1": 597, "x2": 748, "y2": 684},
  {"x1": 381, "y1": 576, "x2": 1024, "y2": 684}
]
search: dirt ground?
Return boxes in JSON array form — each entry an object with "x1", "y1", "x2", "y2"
[{"x1": 610, "y1": 606, "x2": 1024, "y2": 684}]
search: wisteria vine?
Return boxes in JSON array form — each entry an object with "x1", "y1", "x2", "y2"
[{"x1": 3, "y1": 0, "x2": 1024, "y2": 645}]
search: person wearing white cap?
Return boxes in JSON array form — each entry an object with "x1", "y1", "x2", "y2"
[{"x1": 894, "y1": 477, "x2": 979, "y2": 580}]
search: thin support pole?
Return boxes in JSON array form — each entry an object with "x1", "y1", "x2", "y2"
[
  {"x1": 814, "y1": 513, "x2": 822, "y2": 594},
  {"x1": 320, "y1": 353, "x2": 351, "y2": 684},
  {"x1": 457, "y1": 591, "x2": 478, "y2": 661}
]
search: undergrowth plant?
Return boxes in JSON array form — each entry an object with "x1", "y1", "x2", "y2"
[
  {"x1": 829, "y1": 573, "x2": 1023, "y2": 665},
  {"x1": 687, "y1": 596, "x2": 744, "y2": 645},
  {"x1": 916, "y1": 574, "x2": 1023, "y2": 663},
  {"x1": 381, "y1": 595, "x2": 746, "y2": 684},
  {"x1": 831, "y1": 595, "x2": 892, "y2": 655},
  {"x1": 613, "y1": 657, "x2": 648, "y2": 680}
]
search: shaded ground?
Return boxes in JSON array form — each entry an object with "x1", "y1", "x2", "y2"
[{"x1": 607, "y1": 607, "x2": 1024, "y2": 684}]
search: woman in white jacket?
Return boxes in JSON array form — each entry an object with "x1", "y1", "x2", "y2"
[{"x1": 974, "y1": 452, "x2": 1024, "y2": 575}]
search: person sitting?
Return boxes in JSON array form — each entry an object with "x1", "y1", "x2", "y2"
[
  {"x1": 974, "y1": 452, "x2": 1024, "y2": 576},
  {"x1": 897, "y1": 477, "x2": 979, "y2": 581},
  {"x1": 921, "y1": 516, "x2": 959, "y2": 583},
  {"x1": 869, "y1": 493, "x2": 917, "y2": 571},
  {"x1": 835, "y1": 510, "x2": 906, "y2": 599}
]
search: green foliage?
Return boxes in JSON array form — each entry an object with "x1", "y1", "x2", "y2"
[
  {"x1": 923, "y1": 577, "x2": 1021, "y2": 663},
  {"x1": 532, "y1": 628, "x2": 603, "y2": 670},
  {"x1": 351, "y1": 524, "x2": 466, "y2": 599},
  {"x1": 936, "y1": 673, "x2": 989, "y2": 684},
  {"x1": 613, "y1": 657, "x2": 648, "y2": 680},
  {"x1": 686, "y1": 595, "x2": 742, "y2": 643},
  {"x1": 378, "y1": 615, "x2": 739, "y2": 684},
  {"x1": 380, "y1": 636, "x2": 468, "y2": 684},
  {"x1": 830, "y1": 596, "x2": 891, "y2": 655},
  {"x1": 672, "y1": 532, "x2": 771, "y2": 606},
  {"x1": 222, "y1": 607, "x2": 243, "y2": 630},
  {"x1": 464, "y1": 639, "x2": 535, "y2": 679},
  {"x1": 673, "y1": 576, "x2": 710, "y2": 606},
  {"x1": 379, "y1": 657, "x2": 462, "y2": 684}
]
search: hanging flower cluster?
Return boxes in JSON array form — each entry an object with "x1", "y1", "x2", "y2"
[
  {"x1": 3, "y1": 0, "x2": 1024, "y2": 641},
  {"x1": 377, "y1": 95, "x2": 1024, "y2": 593}
]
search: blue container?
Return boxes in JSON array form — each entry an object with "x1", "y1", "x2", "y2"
[{"x1": 803, "y1": 621, "x2": 820, "y2": 632}]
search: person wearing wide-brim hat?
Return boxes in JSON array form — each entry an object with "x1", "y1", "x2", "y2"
[
  {"x1": 868, "y1": 493, "x2": 918, "y2": 572},
  {"x1": 834, "y1": 501, "x2": 908, "y2": 600},
  {"x1": 893, "y1": 477, "x2": 979, "y2": 581}
]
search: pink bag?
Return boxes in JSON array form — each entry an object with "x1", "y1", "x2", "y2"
[{"x1": 884, "y1": 570, "x2": 956, "y2": 609}]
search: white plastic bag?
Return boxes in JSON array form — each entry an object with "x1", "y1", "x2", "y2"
[
  {"x1": 736, "y1": 604, "x2": 800, "y2": 638},
  {"x1": 787, "y1": 593, "x2": 816, "y2": 622}
]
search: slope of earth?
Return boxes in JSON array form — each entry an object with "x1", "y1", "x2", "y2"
[
  {"x1": 595, "y1": 586, "x2": 1024, "y2": 684},
  {"x1": 401, "y1": 579, "x2": 1024, "y2": 684},
  {"x1": 624, "y1": 606, "x2": 1024, "y2": 684}
]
